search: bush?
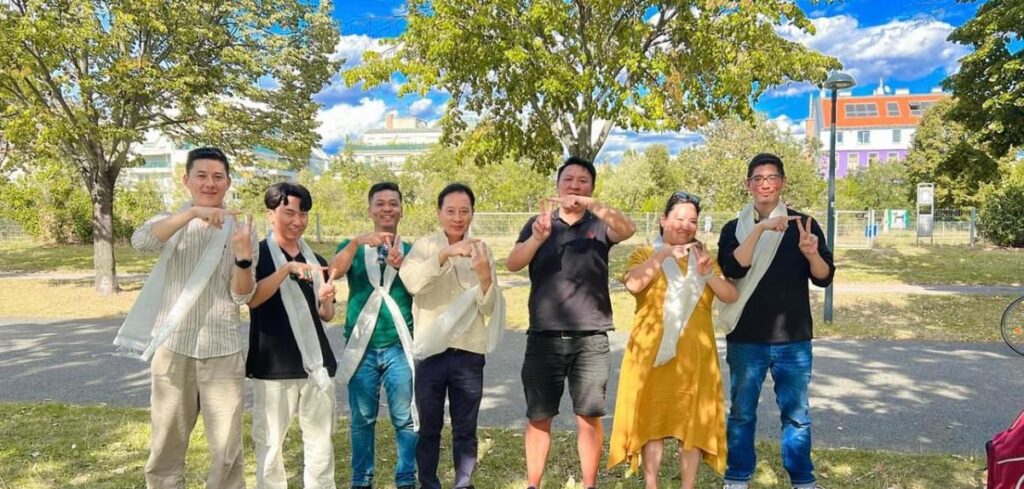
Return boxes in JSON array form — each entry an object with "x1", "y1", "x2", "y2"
[
  {"x1": 113, "y1": 181, "x2": 167, "y2": 241},
  {"x1": 978, "y1": 179, "x2": 1024, "y2": 247}
]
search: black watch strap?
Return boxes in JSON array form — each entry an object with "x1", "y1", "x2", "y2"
[{"x1": 234, "y1": 258, "x2": 253, "y2": 269}]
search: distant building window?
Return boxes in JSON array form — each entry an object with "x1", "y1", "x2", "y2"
[
  {"x1": 909, "y1": 101, "x2": 936, "y2": 116},
  {"x1": 886, "y1": 102, "x2": 900, "y2": 116},
  {"x1": 887, "y1": 152, "x2": 900, "y2": 161},
  {"x1": 868, "y1": 152, "x2": 879, "y2": 163},
  {"x1": 893, "y1": 129, "x2": 902, "y2": 143},
  {"x1": 848, "y1": 153, "x2": 861, "y2": 168},
  {"x1": 836, "y1": 132, "x2": 844, "y2": 144},
  {"x1": 857, "y1": 130, "x2": 870, "y2": 144},
  {"x1": 846, "y1": 103, "x2": 879, "y2": 117}
]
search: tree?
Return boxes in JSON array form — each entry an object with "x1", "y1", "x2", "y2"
[
  {"x1": 0, "y1": 0, "x2": 339, "y2": 294},
  {"x1": 836, "y1": 161, "x2": 912, "y2": 211},
  {"x1": 942, "y1": 0, "x2": 1024, "y2": 158},
  {"x1": 904, "y1": 98, "x2": 1000, "y2": 208},
  {"x1": 675, "y1": 117, "x2": 824, "y2": 212},
  {"x1": 346, "y1": 0, "x2": 839, "y2": 168},
  {"x1": 596, "y1": 145, "x2": 682, "y2": 212}
]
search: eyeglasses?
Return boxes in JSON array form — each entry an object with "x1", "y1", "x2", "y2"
[
  {"x1": 673, "y1": 191, "x2": 702, "y2": 207},
  {"x1": 748, "y1": 174, "x2": 783, "y2": 185}
]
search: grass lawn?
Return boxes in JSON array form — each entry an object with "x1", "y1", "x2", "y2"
[{"x1": 0, "y1": 402, "x2": 985, "y2": 489}]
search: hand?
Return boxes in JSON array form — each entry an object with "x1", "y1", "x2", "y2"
[
  {"x1": 355, "y1": 231, "x2": 394, "y2": 248},
  {"x1": 559, "y1": 195, "x2": 594, "y2": 213},
  {"x1": 757, "y1": 215, "x2": 800, "y2": 233},
  {"x1": 231, "y1": 214, "x2": 253, "y2": 259},
  {"x1": 193, "y1": 206, "x2": 240, "y2": 229},
  {"x1": 286, "y1": 261, "x2": 327, "y2": 282},
  {"x1": 470, "y1": 241, "x2": 492, "y2": 281},
  {"x1": 441, "y1": 238, "x2": 480, "y2": 264},
  {"x1": 531, "y1": 198, "x2": 557, "y2": 243},
  {"x1": 386, "y1": 234, "x2": 404, "y2": 268},
  {"x1": 317, "y1": 270, "x2": 336, "y2": 303},
  {"x1": 693, "y1": 242, "x2": 713, "y2": 277},
  {"x1": 797, "y1": 216, "x2": 819, "y2": 257}
]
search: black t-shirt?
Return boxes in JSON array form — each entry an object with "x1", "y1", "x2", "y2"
[
  {"x1": 516, "y1": 210, "x2": 615, "y2": 332},
  {"x1": 246, "y1": 240, "x2": 337, "y2": 379},
  {"x1": 716, "y1": 209, "x2": 836, "y2": 343}
]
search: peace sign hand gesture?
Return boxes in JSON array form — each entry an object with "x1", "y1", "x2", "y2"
[
  {"x1": 797, "y1": 216, "x2": 819, "y2": 258},
  {"x1": 231, "y1": 214, "x2": 253, "y2": 260}
]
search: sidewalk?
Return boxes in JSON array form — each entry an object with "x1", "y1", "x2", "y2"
[{"x1": 1, "y1": 316, "x2": 1021, "y2": 455}]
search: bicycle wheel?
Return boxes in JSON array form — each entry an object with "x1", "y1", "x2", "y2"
[{"x1": 1001, "y1": 296, "x2": 1024, "y2": 356}]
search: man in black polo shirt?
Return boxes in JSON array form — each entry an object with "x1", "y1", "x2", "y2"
[
  {"x1": 507, "y1": 156, "x2": 636, "y2": 489},
  {"x1": 716, "y1": 153, "x2": 835, "y2": 489},
  {"x1": 246, "y1": 183, "x2": 338, "y2": 489}
]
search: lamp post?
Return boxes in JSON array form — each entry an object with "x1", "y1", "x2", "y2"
[{"x1": 823, "y1": 71, "x2": 855, "y2": 323}]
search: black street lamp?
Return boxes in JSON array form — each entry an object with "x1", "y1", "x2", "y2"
[{"x1": 823, "y1": 71, "x2": 855, "y2": 322}]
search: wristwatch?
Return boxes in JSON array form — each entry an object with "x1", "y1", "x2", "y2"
[{"x1": 234, "y1": 258, "x2": 253, "y2": 269}]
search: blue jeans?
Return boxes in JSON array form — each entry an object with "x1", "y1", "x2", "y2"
[
  {"x1": 348, "y1": 343, "x2": 417, "y2": 487},
  {"x1": 724, "y1": 340, "x2": 815, "y2": 486}
]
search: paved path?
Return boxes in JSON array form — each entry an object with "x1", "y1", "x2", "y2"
[
  {"x1": 2, "y1": 316, "x2": 1022, "y2": 455},
  {"x1": 3, "y1": 270, "x2": 1023, "y2": 296}
]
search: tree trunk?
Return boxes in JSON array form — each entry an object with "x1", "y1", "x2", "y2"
[{"x1": 91, "y1": 175, "x2": 119, "y2": 295}]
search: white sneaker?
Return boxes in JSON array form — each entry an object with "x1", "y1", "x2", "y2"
[
  {"x1": 793, "y1": 484, "x2": 824, "y2": 489},
  {"x1": 723, "y1": 484, "x2": 748, "y2": 489}
]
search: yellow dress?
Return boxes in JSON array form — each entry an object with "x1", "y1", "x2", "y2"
[{"x1": 607, "y1": 245, "x2": 727, "y2": 475}]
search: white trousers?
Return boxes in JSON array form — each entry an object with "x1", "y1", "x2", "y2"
[{"x1": 251, "y1": 378, "x2": 337, "y2": 489}]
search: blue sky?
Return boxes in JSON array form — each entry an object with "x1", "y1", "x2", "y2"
[{"x1": 319, "y1": 0, "x2": 980, "y2": 161}]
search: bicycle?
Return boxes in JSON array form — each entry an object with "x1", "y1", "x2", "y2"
[{"x1": 1001, "y1": 296, "x2": 1024, "y2": 355}]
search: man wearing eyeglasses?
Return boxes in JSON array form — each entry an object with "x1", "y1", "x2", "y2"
[
  {"x1": 507, "y1": 156, "x2": 636, "y2": 489},
  {"x1": 716, "y1": 153, "x2": 835, "y2": 489}
]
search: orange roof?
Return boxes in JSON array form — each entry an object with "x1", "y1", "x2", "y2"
[{"x1": 820, "y1": 93, "x2": 948, "y2": 128}]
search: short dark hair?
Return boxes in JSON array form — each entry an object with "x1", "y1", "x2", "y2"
[
  {"x1": 660, "y1": 191, "x2": 702, "y2": 236},
  {"x1": 747, "y1": 153, "x2": 785, "y2": 178},
  {"x1": 186, "y1": 147, "x2": 230, "y2": 175},
  {"x1": 368, "y1": 181, "x2": 403, "y2": 203},
  {"x1": 556, "y1": 156, "x2": 597, "y2": 184},
  {"x1": 437, "y1": 182, "x2": 475, "y2": 210},
  {"x1": 264, "y1": 182, "x2": 313, "y2": 211}
]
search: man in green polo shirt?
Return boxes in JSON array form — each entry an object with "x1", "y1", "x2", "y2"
[{"x1": 329, "y1": 182, "x2": 417, "y2": 489}]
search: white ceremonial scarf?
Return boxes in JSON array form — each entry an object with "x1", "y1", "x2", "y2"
[
  {"x1": 718, "y1": 201, "x2": 788, "y2": 333},
  {"x1": 113, "y1": 210, "x2": 232, "y2": 361},
  {"x1": 413, "y1": 281, "x2": 506, "y2": 361},
  {"x1": 265, "y1": 231, "x2": 332, "y2": 392},
  {"x1": 651, "y1": 236, "x2": 708, "y2": 367}
]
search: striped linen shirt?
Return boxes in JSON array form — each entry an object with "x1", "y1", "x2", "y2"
[{"x1": 131, "y1": 212, "x2": 258, "y2": 359}]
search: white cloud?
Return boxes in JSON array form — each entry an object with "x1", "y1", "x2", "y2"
[
  {"x1": 769, "y1": 114, "x2": 806, "y2": 140},
  {"x1": 331, "y1": 34, "x2": 391, "y2": 69},
  {"x1": 777, "y1": 14, "x2": 969, "y2": 84},
  {"x1": 409, "y1": 98, "x2": 434, "y2": 116},
  {"x1": 596, "y1": 128, "x2": 704, "y2": 163},
  {"x1": 766, "y1": 82, "x2": 817, "y2": 98},
  {"x1": 316, "y1": 98, "x2": 388, "y2": 148}
]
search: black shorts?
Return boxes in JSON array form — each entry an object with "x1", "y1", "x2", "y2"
[{"x1": 520, "y1": 331, "x2": 610, "y2": 420}]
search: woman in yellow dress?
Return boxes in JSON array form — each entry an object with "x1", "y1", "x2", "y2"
[{"x1": 608, "y1": 191, "x2": 738, "y2": 489}]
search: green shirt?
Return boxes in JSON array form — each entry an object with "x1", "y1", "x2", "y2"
[{"x1": 337, "y1": 239, "x2": 414, "y2": 348}]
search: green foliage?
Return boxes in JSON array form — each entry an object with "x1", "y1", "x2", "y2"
[
  {"x1": 942, "y1": 0, "x2": 1024, "y2": 158},
  {"x1": 904, "y1": 98, "x2": 1000, "y2": 208},
  {"x1": 978, "y1": 177, "x2": 1024, "y2": 248},
  {"x1": 596, "y1": 145, "x2": 683, "y2": 212},
  {"x1": 0, "y1": 162, "x2": 92, "y2": 244},
  {"x1": 675, "y1": 117, "x2": 825, "y2": 212},
  {"x1": 836, "y1": 161, "x2": 912, "y2": 210},
  {"x1": 112, "y1": 181, "x2": 165, "y2": 241},
  {"x1": 346, "y1": 0, "x2": 839, "y2": 167}
]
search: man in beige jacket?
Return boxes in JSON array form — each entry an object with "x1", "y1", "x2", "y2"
[{"x1": 399, "y1": 183, "x2": 504, "y2": 489}]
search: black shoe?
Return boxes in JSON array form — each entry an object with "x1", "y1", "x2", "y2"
[
  {"x1": 397, "y1": 486, "x2": 415, "y2": 489},
  {"x1": 352, "y1": 486, "x2": 371, "y2": 489}
]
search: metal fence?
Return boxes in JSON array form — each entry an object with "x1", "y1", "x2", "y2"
[{"x1": 0, "y1": 209, "x2": 980, "y2": 248}]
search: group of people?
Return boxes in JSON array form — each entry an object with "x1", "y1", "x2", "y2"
[{"x1": 114, "y1": 147, "x2": 834, "y2": 489}]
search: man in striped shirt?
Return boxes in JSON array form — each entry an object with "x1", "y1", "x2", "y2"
[{"x1": 131, "y1": 147, "x2": 258, "y2": 489}]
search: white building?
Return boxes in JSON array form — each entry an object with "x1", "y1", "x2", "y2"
[
  {"x1": 120, "y1": 130, "x2": 329, "y2": 207},
  {"x1": 347, "y1": 114, "x2": 442, "y2": 171}
]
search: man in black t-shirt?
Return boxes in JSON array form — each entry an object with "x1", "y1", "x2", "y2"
[
  {"x1": 246, "y1": 183, "x2": 338, "y2": 489},
  {"x1": 507, "y1": 156, "x2": 636, "y2": 489},
  {"x1": 716, "y1": 154, "x2": 835, "y2": 489}
]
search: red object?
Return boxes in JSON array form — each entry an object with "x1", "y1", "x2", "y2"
[{"x1": 988, "y1": 407, "x2": 1024, "y2": 488}]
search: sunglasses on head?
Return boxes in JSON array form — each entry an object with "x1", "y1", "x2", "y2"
[{"x1": 672, "y1": 191, "x2": 702, "y2": 208}]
